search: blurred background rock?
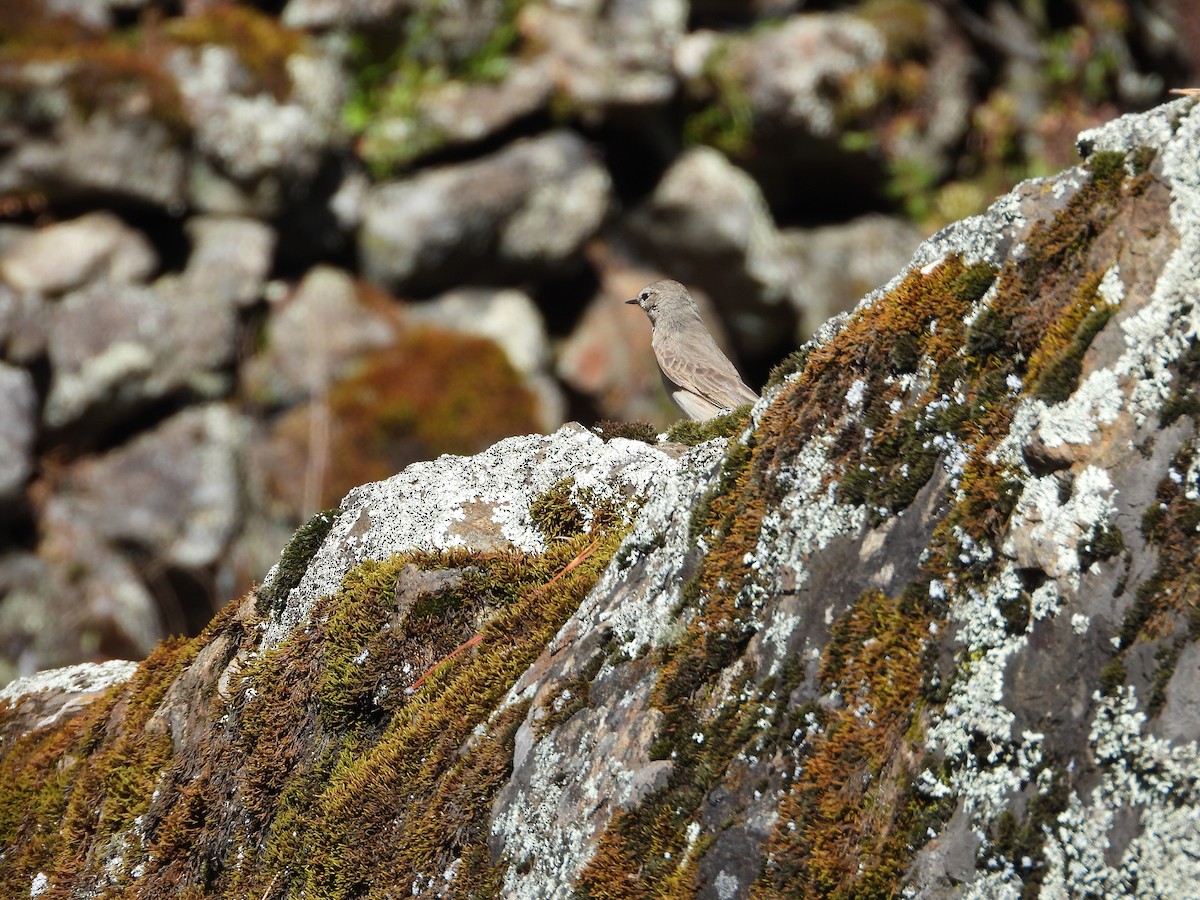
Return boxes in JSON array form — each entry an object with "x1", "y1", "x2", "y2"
[{"x1": 0, "y1": 0, "x2": 1195, "y2": 680}]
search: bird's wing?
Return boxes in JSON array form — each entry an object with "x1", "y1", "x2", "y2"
[{"x1": 656, "y1": 338, "x2": 760, "y2": 411}]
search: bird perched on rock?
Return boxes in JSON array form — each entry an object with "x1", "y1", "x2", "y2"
[{"x1": 626, "y1": 279, "x2": 760, "y2": 420}]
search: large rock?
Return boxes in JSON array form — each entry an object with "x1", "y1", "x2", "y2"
[
  {"x1": 181, "y1": 215, "x2": 276, "y2": 308},
  {"x1": 7, "y1": 100, "x2": 1200, "y2": 900},
  {"x1": 782, "y1": 213, "x2": 923, "y2": 337},
  {"x1": 44, "y1": 275, "x2": 238, "y2": 431},
  {"x1": 0, "y1": 287, "x2": 48, "y2": 364},
  {"x1": 519, "y1": 0, "x2": 689, "y2": 117},
  {"x1": 623, "y1": 146, "x2": 800, "y2": 355},
  {"x1": 0, "y1": 363, "x2": 36, "y2": 510},
  {"x1": 359, "y1": 130, "x2": 612, "y2": 293},
  {"x1": 166, "y1": 45, "x2": 346, "y2": 216},
  {"x1": 0, "y1": 59, "x2": 187, "y2": 209},
  {"x1": 0, "y1": 211, "x2": 157, "y2": 296},
  {"x1": 55, "y1": 404, "x2": 246, "y2": 571},
  {"x1": 241, "y1": 265, "x2": 399, "y2": 409}
]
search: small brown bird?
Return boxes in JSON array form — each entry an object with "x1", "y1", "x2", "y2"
[{"x1": 626, "y1": 279, "x2": 760, "y2": 420}]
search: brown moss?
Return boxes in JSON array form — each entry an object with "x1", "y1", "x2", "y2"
[
  {"x1": 166, "y1": 4, "x2": 306, "y2": 101},
  {"x1": 754, "y1": 589, "x2": 939, "y2": 897},
  {"x1": 286, "y1": 327, "x2": 541, "y2": 509}
]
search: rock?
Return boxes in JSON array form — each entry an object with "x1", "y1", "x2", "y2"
[
  {"x1": 781, "y1": 214, "x2": 922, "y2": 337},
  {"x1": 519, "y1": 0, "x2": 688, "y2": 118},
  {"x1": 0, "y1": 363, "x2": 36, "y2": 510},
  {"x1": 623, "y1": 146, "x2": 799, "y2": 355},
  {"x1": 281, "y1": 0, "x2": 409, "y2": 29},
  {"x1": 1158, "y1": 642, "x2": 1200, "y2": 743},
  {"x1": 406, "y1": 286, "x2": 565, "y2": 431},
  {"x1": 10, "y1": 97, "x2": 1200, "y2": 900},
  {"x1": 252, "y1": 326, "x2": 545, "y2": 519},
  {"x1": 0, "y1": 286, "x2": 50, "y2": 364},
  {"x1": 0, "y1": 211, "x2": 157, "y2": 295},
  {"x1": 260, "y1": 423, "x2": 689, "y2": 643},
  {"x1": 360, "y1": 130, "x2": 611, "y2": 293},
  {"x1": 359, "y1": 61, "x2": 554, "y2": 170},
  {"x1": 0, "y1": 514, "x2": 163, "y2": 673},
  {"x1": 181, "y1": 216, "x2": 276, "y2": 307},
  {"x1": 0, "y1": 98, "x2": 187, "y2": 209},
  {"x1": 241, "y1": 265, "x2": 398, "y2": 408},
  {"x1": 57, "y1": 404, "x2": 246, "y2": 570},
  {"x1": 166, "y1": 46, "x2": 345, "y2": 216},
  {"x1": 44, "y1": 276, "x2": 237, "y2": 431},
  {"x1": 0, "y1": 659, "x2": 138, "y2": 733}
]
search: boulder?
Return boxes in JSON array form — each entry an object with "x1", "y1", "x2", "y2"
[
  {"x1": 0, "y1": 363, "x2": 37, "y2": 511},
  {"x1": 359, "y1": 130, "x2": 611, "y2": 293},
  {"x1": 0, "y1": 211, "x2": 157, "y2": 296},
  {"x1": 44, "y1": 276, "x2": 237, "y2": 431},
  {"x1": 241, "y1": 265, "x2": 398, "y2": 409}
]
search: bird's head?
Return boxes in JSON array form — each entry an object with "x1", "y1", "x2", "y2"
[{"x1": 626, "y1": 279, "x2": 692, "y2": 324}]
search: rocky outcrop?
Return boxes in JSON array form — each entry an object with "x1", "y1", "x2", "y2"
[
  {"x1": 4, "y1": 98, "x2": 1200, "y2": 898},
  {"x1": 1, "y1": 0, "x2": 1193, "y2": 680}
]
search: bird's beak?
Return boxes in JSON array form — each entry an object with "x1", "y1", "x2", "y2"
[{"x1": 625, "y1": 297, "x2": 640, "y2": 305}]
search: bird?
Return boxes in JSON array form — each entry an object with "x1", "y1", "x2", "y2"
[{"x1": 626, "y1": 279, "x2": 760, "y2": 420}]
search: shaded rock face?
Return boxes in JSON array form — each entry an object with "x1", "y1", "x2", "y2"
[{"x1": 6, "y1": 90, "x2": 1200, "y2": 900}]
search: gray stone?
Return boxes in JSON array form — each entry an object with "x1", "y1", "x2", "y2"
[
  {"x1": 182, "y1": 215, "x2": 276, "y2": 307},
  {"x1": 0, "y1": 363, "x2": 36, "y2": 509},
  {"x1": 241, "y1": 265, "x2": 398, "y2": 408},
  {"x1": 781, "y1": 214, "x2": 922, "y2": 338},
  {"x1": 44, "y1": 276, "x2": 237, "y2": 429},
  {"x1": 519, "y1": 0, "x2": 688, "y2": 117},
  {"x1": 0, "y1": 107, "x2": 186, "y2": 210},
  {"x1": 360, "y1": 130, "x2": 611, "y2": 292},
  {"x1": 0, "y1": 286, "x2": 50, "y2": 364},
  {"x1": 166, "y1": 47, "x2": 345, "y2": 216},
  {"x1": 1157, "y1": 642, "x2": 1200, "y2": 743},
  {"x1": 0, "y1": 211, "x2": 157, "y2": 296},
  {"x1": 60, "y1": 404, "x2": 246, "y2": 569}
]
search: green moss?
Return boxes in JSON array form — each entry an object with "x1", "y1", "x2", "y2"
[
  {"x1": 1160, "y1": 337, "x2": 1200, "y2": 425},
  {"x1": 593, "y1": 420, "x2": 659, "y2": 443},
  {"x1": 529, "y1": 478, "x2": 626, "y2": 545},
  {"x1": 343, "y1": 0, "x2": 524, "y2": 174},
  {"x1": 1078, "y1": 523, "x2": 1124, "y2": 571},
  {"x1": 255, "y1": 508, "x2": 339, "y2": 615},
  {"x1": 667, "y1": 404, "x2": 753, "y2": 446},
  {"x1": 682, "y1": 38, "x2": 755, "y2": 156},
  {"x1": 765, "y1": 347, "x2": 811, "y2": 390},
  {"x1": 1100, "y1": 657, "x2": 1127, "y2": 695},
  {"x1": 1030, "y1": 302, "x2": 1117, "y2": 403},
  {"x1": 988, "y1": 767, "x2": 1069, "y2": 897},
  {"x1": 166, "y1": 5, "x2": 306, "y2": 100}
]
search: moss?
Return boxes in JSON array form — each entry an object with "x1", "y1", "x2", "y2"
[
  {"x1": 753, "y1": 589, "x2": 940, "y2": 897},
  {"x1": 343, "y1": 0, "x2": 524, "y2": 174},
  {"x1": 166, "y1": 5, "x2": 306, "y2": 101},
  {"x1": 1078, "y1": 523, "x2": 1124, "y2": 571},
  {"x1": 283, "y1": 327, "x2": 540, "y2": 509},
  {"x1": 1159, "y1": 337, "x2": 1200, "y2": 425},
  {"x1": 593, "y1": 420, "x2": 659, "y2": 443},
  {"x1": 765, "y1": 347, "x2": 811, "y2": 390},
  {"x1": 255, "y1": 508, "x2": 339, "y2": 615},
  {"x1": 988, "y1": 767, "x2": 1070, "y2": 897},
  {"x1": 682, "y1": 38, "x2": 756, "y2": 156},
  {"x1": 666, "y1": 404, "x2": 753, "y2": 446},
  {"x1": 0, "y1": 633, "x2": 204, "y2": 891},
  {"x1": 1099, "y1": 657, "x2": 1127, "y2": 695},
  {"x1": 529, "y1": 477, "x2": 627, "y2": 545}
]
